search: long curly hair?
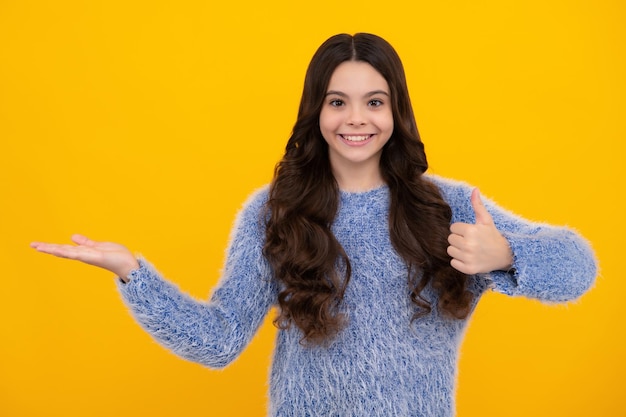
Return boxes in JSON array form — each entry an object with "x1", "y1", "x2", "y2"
[{"x1": 263, "y1": 33, "x2": 472, "y2": 344}]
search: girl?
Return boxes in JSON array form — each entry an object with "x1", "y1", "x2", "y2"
[{"x1": 31, "y1": 33, "x2": 597, "y2": 416}]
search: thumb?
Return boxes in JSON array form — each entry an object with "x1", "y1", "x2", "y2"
[{"x1": 471, "y1": 188, "x2": 493, "y2": 225}]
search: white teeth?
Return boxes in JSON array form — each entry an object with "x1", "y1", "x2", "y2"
[{"x1": 343, "y1": 135, "x2": 370, "y2": 142}]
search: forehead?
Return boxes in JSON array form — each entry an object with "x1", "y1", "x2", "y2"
[{"x1": 326, "y1": 61, "x2": 389, "y2": 93}]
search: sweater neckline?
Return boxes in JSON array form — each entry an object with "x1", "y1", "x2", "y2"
[{"x1": 339, "y1": 184, "x2": 388, "y2": 198}]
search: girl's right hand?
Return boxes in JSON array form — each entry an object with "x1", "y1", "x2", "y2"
[{"x1": 30, "y1": 234, "x2": 139, "y2": 282}]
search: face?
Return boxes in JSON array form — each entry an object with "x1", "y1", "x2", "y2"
[{"x1": 319, "y1": 61, "x2": 394, "y2": 179}]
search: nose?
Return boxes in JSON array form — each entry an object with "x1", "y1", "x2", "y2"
[{"x1": 347, "y1": 105, "x2": 366, "y2": 126}]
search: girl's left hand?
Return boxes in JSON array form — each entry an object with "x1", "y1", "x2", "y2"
[{"x1": 447, "y1": 189, "x2": 513, "y2": 275}]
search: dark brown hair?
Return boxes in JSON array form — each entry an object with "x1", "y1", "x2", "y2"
[{"x1": 263, "y1": 33, "x2": 471, "y2": 344}]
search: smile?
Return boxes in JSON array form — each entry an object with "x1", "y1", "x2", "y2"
[{"x1": 340, "y1": 134, "x2": 374, "y2": 142}]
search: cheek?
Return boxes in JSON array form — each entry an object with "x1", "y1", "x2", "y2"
[
  {"x1": 374, "y1": 111, "x2": 394, "y2": 133},
  {"x1": 319, "y1": 111, "x2": 342, "y2": 135},
  {"x1": 384, "y1": 110, "x2": 395, "y2": 132}
]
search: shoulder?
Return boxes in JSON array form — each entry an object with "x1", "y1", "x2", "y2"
[
  {"x1": 423, "y1": 173, "x2": 473, "y2": 201},
  {"x1": 423, "y1": 173, "x2": 475, "y2": 221},
  {"x1": 239, "y1": 184, "x2": 270, "y2": 213},
  {"x1": 231, "y1": 184, "x2": 270, "y2": 235}
]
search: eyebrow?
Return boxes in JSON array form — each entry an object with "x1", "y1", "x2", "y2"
[{"x1": 325, "y1": 90, "x2": 390, "y2": 98}]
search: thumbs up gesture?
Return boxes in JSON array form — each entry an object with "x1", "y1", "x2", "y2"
[{"x1": 447, "y1": 189, "x2": 514, "y2": 275}]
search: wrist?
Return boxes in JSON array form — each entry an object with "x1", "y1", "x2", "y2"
[
  {"x1": 499, "y1": 234, "x2": 514, "y2": 270},
  {"x1": 117, "y1": 259, "x2": 140, "y2": 283}
]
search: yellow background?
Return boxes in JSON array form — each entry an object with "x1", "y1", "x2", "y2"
[{"x1": 1, "y1": 0, "x2": 624, "y2": 416}]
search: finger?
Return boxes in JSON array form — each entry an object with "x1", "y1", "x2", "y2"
[
  {"x1": 447, "y1": 245, "x2": 466, "y2": 262},
  {"x1": 447, "y1": 233, "x2": 465, "y2": 249},
  {"x1": 450, "y1": 256, "x2": 483, "y2": 275},
  {"x1": 30, "y1": 241, "x2": 55, "y2": 252},
  {"x1": 31, "y1": 242, "x2": 78, "y2": 259},
  {"x1": 471, "y1": 188, "x2": 493, "y2": 225},
  {"x1": 450, "y1": 222, "x2": 470, "y2": 236},
  {"x1": 71, "y1": 234, "x2": 96, "y2": 247},
  {"x1": 450, "y1": 258, "x2": 471, "y2": 274}
]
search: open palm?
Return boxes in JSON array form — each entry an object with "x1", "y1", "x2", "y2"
[{"x1": 31, "y1": 234, "x2": 139, "y2": 281}]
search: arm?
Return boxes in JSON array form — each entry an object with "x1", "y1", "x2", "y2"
[
  {"x1": 31, "y1": 187, "x2": 277, "y2": 369},
  {"x1": 487, "y1": 209, "x2": 597, "y2": 303},
  {"x1": 117, "y1": 189, "x2": 276, "y2": 368},
  {"x1": 435, "y1": 175, "x2": 597, "y2": 303}
]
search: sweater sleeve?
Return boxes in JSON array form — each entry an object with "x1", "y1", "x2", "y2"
[
  {"x1": 430, "y1": 175, "x2": 598, "y2": 303},
  {"x1": 116, "y1": 187, "x2": 277, "y2": 369}
]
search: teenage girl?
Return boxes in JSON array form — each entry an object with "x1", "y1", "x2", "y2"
[{"x1": 31, "y1": 33, "x2": 597, "y2": 416}]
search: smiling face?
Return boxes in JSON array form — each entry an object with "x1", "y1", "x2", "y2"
[{"x1": 319, "y1": 60, "x2": 394, "y2": 189}]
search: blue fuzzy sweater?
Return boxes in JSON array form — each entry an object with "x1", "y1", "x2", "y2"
[{"x1": 118, "y1": 175, "x2": 596, "y2": 416}]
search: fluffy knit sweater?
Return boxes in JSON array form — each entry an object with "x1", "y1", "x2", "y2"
[{"x1": 118, "y1": 175, "x2": 597, "y2": 416}]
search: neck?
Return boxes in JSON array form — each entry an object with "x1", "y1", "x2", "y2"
[{"x1": 331, "y1": 160, "x2": 385, "y2": 192}]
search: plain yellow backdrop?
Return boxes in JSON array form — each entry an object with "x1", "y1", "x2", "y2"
[{"x1": 1, "y1": 0, "x2": 624, "y2": 416}]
